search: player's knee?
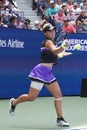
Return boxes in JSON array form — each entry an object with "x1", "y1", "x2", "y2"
[
  {"x1": 54, "y1": 90, "x2": 62, "y2": 100},
  {"x1": 54, "y1": 91, "x2": 62, "y2": 98}
]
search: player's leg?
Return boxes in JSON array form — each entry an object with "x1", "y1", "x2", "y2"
[
  {"x1": 45, "y1": 81, "x2": 69, "y2": 127},
  {"x1": 9, "y1": 81, "x2": 43, "y2": 116},
  {"x1": 45, "y1": 81, "x2": 62, "y2": 117}
]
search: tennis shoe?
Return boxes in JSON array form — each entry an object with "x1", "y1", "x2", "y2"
[
  {"x1": 56, "y1": 117, "x2": 69, "y2": 127},
  {"x1": 9, "y1": 98, "x2": 16, "y2": 116}
]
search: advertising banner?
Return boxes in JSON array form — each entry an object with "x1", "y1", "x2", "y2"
[{"x1": 0, "y1": 27, "x2": 87, "y2": 98}]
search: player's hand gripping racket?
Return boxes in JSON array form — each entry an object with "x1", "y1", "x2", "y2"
[
  {"x1": 55, "y1": 31, "x2": 81, "y2": 58},
  {"x1": 55, "y1": 31, "x2": 72, "y2": 58}
]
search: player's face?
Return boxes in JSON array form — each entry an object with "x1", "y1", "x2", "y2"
[{"x1": 45, "y1": 29, "x2": 55, "y2": 40}]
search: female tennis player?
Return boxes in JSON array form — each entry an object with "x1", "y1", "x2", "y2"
[{"x1": 9, "y1": 23, "x2": 69, "y2": 127}]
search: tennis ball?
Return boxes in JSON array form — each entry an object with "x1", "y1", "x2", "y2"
[{"x1": 74, "y1": 44, "x2": 81, "y2": 50}]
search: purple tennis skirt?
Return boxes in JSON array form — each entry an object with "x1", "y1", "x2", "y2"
[{"x1": 28, "y1": 64, "x2": 56, "y2": 84}]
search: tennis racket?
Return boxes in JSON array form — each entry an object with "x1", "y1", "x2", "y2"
[
  {"x1": 55, "y1": 31, "x2": 72, "y2": 58},
  {"x1": 55, "y1": 30, "x2": 68, "y2": 46},
  {"x1": 55, "y1": 30, "x2": 81, "y2": 50},
  {"x1": 55, "y1": 31, "x2": 81, "y2": 58}
]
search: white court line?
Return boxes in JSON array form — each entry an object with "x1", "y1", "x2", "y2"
[{"x1": 66, "y1": 126, "x2": 87, "y2": 130}]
